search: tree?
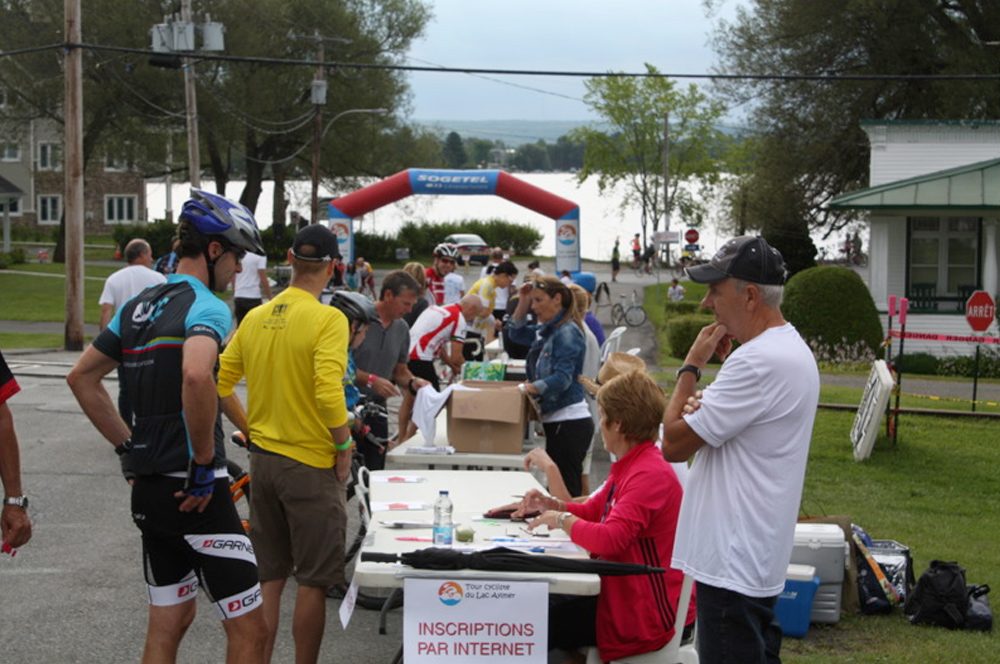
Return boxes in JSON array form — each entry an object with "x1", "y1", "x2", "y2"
[
  {"x1": 0, "y1": 0, "x2": 433, "y2": 241},
  {"x1": 569, "y1": 64, "x2": 729, "y2": 246},
  {"x1": 512, "y1": 141, "x2": 551, "y2": 172},
  {"x1": 442, "y1": 131, "x2": 467, "y2": 168},
  {"x1": 710, "y1": 0, "x2": 1000, "y2": 256}
]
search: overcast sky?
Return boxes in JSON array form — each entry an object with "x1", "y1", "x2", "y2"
[{"x1": 404, "y1": 0, "x2": 744, "y2": 122}]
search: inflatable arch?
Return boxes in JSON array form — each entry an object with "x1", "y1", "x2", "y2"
[{"x1": 327, "y1": 169, "x2": 581, "y2": 273}]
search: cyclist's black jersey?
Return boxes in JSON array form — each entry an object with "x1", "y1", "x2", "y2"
[{"x1": 93, "y1": 274, "x2": 231, "y2": 476}]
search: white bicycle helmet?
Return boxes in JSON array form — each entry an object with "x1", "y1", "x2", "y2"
[{"x1": 433, "y1": 243, "x2": 459, "y2": 259}]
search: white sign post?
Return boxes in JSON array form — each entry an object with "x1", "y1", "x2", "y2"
[
  {"x1": 403, "y1": 578, "x2": 548, "y2": 663},
  {"x1": 851, "y1": 360, "x2": 895, "y2": 461}
]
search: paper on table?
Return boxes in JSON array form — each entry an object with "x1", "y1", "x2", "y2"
[
  {"x1": 370, "y1": 501, "x2": 429, "y2": 511},
  {"x1": 407, "y1": 446, "x2": 455, "y2": 455},
  {"x1": 371, "y1": 475, "x2": 426, "y2": 483}
]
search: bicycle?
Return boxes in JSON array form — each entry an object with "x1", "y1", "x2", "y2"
[{"x1": 610, "y1": 290, "x2": 648, "y2": 327}]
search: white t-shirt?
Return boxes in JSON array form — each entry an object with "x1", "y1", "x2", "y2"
[
  {"x1": 671, "y1": 323, "x2": 819, "y2": 598},
  {"x1": 234, "y1": 253, "x2": 268, "y2": 299},
  {"x1": 443, "y1": 272, "x2": 465, "y2": 305},
  {"x1": 99, "y1": 264, "x2": 166, "y2": 308}
]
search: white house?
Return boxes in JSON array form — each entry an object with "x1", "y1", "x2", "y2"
[{"x1": 828, "y1": 120, "x2": 1000, "y2": 356}]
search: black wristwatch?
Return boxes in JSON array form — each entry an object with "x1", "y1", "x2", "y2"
[
  {"x1": 676, "y1": 365, "x2": 702, "y2": 382},
  {"x1": 3, "y1": 496, "x2": 28, "y2": 509}
]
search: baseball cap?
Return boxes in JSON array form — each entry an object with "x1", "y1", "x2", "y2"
[
  {"x1": 685, "y1": 236, "x2": 787, "y2": 285},
  {"x1": 291, "y1": 224, "x2": 340, "y2": 262}
]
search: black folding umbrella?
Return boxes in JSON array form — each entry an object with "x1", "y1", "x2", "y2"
[{"x1": 361, "y1": 546, "x2": 664, "y2": 576}]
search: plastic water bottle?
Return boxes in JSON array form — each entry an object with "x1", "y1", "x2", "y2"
[{"x1": 433, "y1": 490, "x2": 453, "y2": 546}]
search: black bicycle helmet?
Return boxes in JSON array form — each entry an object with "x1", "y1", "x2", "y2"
[
  {"x1": 433, "y1": 243, "x2": 459, "y2": 259},
  {"x1": 180, "y1": 188, "x2": 265, "y2": 256},
  {"x1": 331, "y1": 290, "x2": 378, "y2": 325}
]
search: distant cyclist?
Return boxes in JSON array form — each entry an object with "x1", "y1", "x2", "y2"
[
  {"x1": 68, "y1": 189, "x2": 267, "y2": 663},
  {"x1": 425, "y1": 243, "x2": 459, "y2": 305}
]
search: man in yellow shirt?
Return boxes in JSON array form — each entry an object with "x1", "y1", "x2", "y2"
[{"x1": 217, "y1": 224, "x2": 351, "y2": 664}]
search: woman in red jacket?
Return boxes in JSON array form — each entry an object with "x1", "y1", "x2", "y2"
[{"x1": 525, "y1": 369, "x2": 689, "y2": 663}]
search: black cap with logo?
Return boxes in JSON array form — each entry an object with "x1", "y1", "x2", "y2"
[
  {"x1": 291, "y1": 224, "x2": 340, "y2": 262},
  {"x1": 685, "y1": 236, "x2": 787, "y2": 285}
]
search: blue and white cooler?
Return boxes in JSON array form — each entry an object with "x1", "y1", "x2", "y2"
[{"x1": 776, "y1": 563, "x2": 821, "y2": 638}]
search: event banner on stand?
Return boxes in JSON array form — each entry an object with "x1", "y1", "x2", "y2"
[{"x1": 403, "y1": 578, "x2": 548, "y2": 663}]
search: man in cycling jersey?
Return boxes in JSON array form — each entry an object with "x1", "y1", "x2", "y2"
[
  {"x1": 407, "y1": 294, "x2": 490, "y2": 389},
  {"x1": 425, "y1": 243, "x2": 458, "y2": 305},
  {"x1": 67, "y1": 189, "x2": 267, "y2": 663},
  {"x1": 217, "y1": 224, "x2": 352, "y2": 664}
]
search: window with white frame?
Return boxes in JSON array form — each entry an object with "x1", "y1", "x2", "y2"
[
  {"x1": 1, "y1": 141, "x2": 20, "y2": 161},
  {"x1": 38, "y1": 142, "x2": 61, "y2": 170},
  {"x1": 0, "y1": 197, "x2": 21, "y2": 214},
  {"x1": 908, "y1": 216, "x2": 980, "y2": 310},
  {"x1": 38, "y1": 195, "x2": 61, "y2": 224},
  {"x1": 105, "y1": 195, "x2": 137, "y2": 224}
]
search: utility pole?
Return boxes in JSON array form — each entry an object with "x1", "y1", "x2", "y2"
[
  {"x1": 181, "y1": 0, "x2": 200, "y2": 188},
  {"x1": 311, "y1": 30, "x2": 325, "y2": 224},
  {"x1": 662, "y1": 111, "x2": 670, "y2": 231},
  {"x1": 64, "y1": 0, "x2": 85, "y2": 351}
]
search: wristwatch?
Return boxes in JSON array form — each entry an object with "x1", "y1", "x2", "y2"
[
  {"x1": 676, "y1": 364, "x2": 702, "y2": 382},
  {"x1": 557, "y1": 512, "x2": 571, "y2": 530},
  {"x1": 3, "y1": 496, "x2": 28, "y2": 509}
]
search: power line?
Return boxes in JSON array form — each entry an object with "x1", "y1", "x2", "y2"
[{"x1": 54, "y1": 42, "x2": 1000, "y2": 83}]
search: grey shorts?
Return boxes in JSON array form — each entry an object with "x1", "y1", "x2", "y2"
[{"x1": 248, "y1": 451, "x2": 348, "y2": 587}]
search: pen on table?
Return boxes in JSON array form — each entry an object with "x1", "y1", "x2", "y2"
[{"x1": 396, "y1": 537, "x2": 434, "y2": 542}]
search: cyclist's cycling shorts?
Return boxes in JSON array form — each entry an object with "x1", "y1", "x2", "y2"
[{"x1": 131, "y1": 475, "x2": 261, "y2": 620}]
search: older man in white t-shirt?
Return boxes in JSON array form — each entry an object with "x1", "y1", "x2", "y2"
[
  {"x1": 662, "y1": 236, "x2": 819, "y2": 664},
  {"x1": 98, "y1": 238, "x2": 167, "y2": 425}
]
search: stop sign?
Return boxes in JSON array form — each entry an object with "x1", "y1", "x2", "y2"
[
  {"x1": 965, "y1": 290, "x2": 996, "y2": 332},
  {"x1": 684, "y1": 228, "x2": 699, "y2": 244}
]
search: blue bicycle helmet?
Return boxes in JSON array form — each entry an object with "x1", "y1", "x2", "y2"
[
  {"x1": 179, "y1": 189, "x2": 265, "y2": 256},
  {"x1": 331, "y1": 290, "x2": 378, "y2": 325}
]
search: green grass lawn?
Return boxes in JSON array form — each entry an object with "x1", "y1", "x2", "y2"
[
  {"x1": 782, "y1": 409, "x2": 999, "y2": 662},
  {"x1": 0, "y1": 271, "x2": 105, "y2": 324}
]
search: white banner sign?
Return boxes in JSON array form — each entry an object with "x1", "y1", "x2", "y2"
[
  {"x1": 403, "y1": 578, "x2": 548, "y2": 663},
  {"x1": 851, "y1": 360, "x2": 894, "y2": 461}
]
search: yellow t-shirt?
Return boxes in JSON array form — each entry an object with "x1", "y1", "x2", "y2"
[
  {"x1": 217, "y1": 287, "x2": 349, "y2": 468},
  {"x1": 468, "y1": 276, "x2": 497, "y2": 336}
]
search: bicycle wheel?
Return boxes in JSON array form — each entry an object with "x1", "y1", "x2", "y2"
[
  {"x1": 344, "y1": 458, "x2": 370, "y2": 565},
  {"x1": 610, "y1": 303, "x2": 625, "y2": 327},
  {"x1": 624, "y1": 305, "x2": 647, "y2": 327}
]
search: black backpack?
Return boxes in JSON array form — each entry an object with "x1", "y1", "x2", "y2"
[{"x1": 904, "y1": 560, "x2": 968, "y2": 629}]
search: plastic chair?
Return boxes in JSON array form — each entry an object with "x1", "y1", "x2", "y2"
[
  {"x1": 626, "y1": 347, "x2": 641, "y2": 356},
  {"x1": 585, "y1": 574, "x2": 698, "y2": 664},
  {"x1": 600, "y1": 326, "x2": 627, "y2": 363}
]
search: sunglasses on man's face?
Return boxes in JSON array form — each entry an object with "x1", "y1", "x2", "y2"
[
  {"x1": 439, "y1": 257, "x2": 456, "y2": 265},
  {"x1": 230, "y1": 248, "x2": 247, "y2": 264}
]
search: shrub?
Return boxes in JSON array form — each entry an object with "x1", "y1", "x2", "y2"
[
  {"x1": 110, "y1": 220, "x2": 177, "y2": 257},
  {"x1": 354, "y1": 230, "x2": 401, "y2": 263},
  {"x1": 396, "y1": 219, "x2": 543, "y2": 257},
  {"x1": 0, "y1": 254, "x2": 9, "y2": 270},
  {"x1": 7, "y1": 248, "x2": 27, "y2": 264},
  {"x1": 783, "y1": 266, "x2": 884, "y2": 360},
  {"x1": 937, "y1": 347, "x2": 1000, "y2": 379},
  {"x1": 892, "y1": 352, "x2": 940, "y2": 376},
  {"x1": 260, "y1": 226, "x2": 294, "y2": 264},
  {"x1": 665, "y1": 313, "x2": 715, "y2": 360},
  {"x1": 664, "y1": 301, "x2": 703, "y2": 317}
]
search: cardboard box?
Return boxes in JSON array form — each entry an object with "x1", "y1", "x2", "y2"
[
  {"x1": 776, "y1": 564, "x2": 820, "y2": 638},
  {"x1": 446, "y1": 381, "x2": 531, "y2": 454},
  {"x1": 790, "y1": 523, "x2": 848, "y2": 624}
]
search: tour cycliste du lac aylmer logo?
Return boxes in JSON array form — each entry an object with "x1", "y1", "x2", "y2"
[
  {"x1": 437, "y1": 581, "x2": 463, "y2": 606},
  {"x1": 557, "y1": 224, "x2": 577, "y2": 246}
]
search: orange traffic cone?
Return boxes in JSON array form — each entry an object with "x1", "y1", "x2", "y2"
[{"x1": 115, "y1": 245, "x2": 122, "y2": 260}]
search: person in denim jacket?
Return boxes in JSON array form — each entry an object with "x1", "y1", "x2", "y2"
[{"x1": 508, "y1": 276, "x2": 595, "y2": 497}]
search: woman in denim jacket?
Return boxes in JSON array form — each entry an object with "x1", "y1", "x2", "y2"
[{"x1": 507, "y1": 276, "x2": 595, "y2": 497}]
